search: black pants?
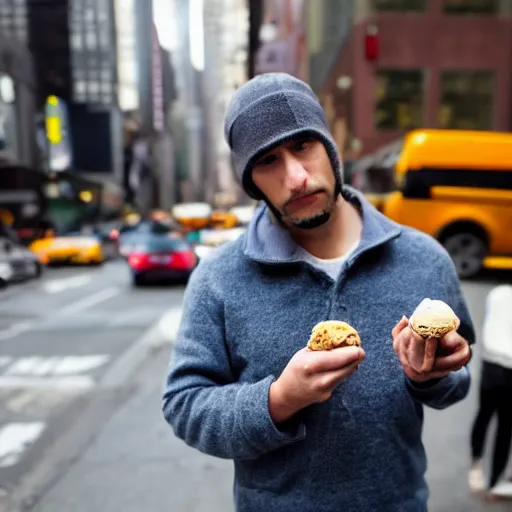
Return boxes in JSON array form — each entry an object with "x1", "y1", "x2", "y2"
[{"x1": 470, "y1": 361, "x2": 512, "y2": 488}]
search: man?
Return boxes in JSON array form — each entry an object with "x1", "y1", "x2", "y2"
[
  {"x1": 162, "y1": 73, "x2": 474, "y2": 512},
  {"x1": 469, "y1": 284, "x2": 512, "y2": 500}
]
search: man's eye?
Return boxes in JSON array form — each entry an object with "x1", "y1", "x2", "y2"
[
  {"x1": 294, "y1": 140, "x2": 310, "y2": 152},
  {"x1": 256, "y1": 154, "x2": 277, "y2": 167}
]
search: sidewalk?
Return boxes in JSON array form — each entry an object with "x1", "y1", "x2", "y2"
[
  {"x1": 32, "y1": 349, "x2": 234, "y2": 512},
  {"x1": 30, "y1": 342, "x2": 511, "y2": 512}
]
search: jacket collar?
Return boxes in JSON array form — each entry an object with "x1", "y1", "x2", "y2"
[{"x1": 242, "y1": 186, "x2": 402, "y2": 264}]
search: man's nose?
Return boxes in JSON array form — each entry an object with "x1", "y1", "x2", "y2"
[{"x1": 283, "y1": 153, "x2": 307, "y2": 192}]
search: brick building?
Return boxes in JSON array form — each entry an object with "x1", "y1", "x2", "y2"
[{"x1": 321, "y1": 0, "x2": 512, "y2": 158}]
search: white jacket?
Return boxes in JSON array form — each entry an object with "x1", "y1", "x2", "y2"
[{"x1": 482, "y1": 285, "x2": 512, "y2": 369}]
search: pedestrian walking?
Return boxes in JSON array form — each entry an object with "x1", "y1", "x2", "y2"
[{"x1": 469, "y1": 284, "x2": 512, "y2": 501}]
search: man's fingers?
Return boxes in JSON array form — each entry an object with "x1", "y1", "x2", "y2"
[
  {"x1": 399, "y1": 355, "x2": 426, "y2": 382},
  {"x1": 433, "y1": 342, "x2": 471, "y2": 372},
  {"x1": 410, "y1": 369, "x2": 451, "y2": 382},
  {"x1": 421, "y1": 337, "x2": 438, "y2": 373},
  {"x1": 392, "y1": 316, "x2": 409, "y2": 339},
  {"x1": 438, "y1": 330, "x2": 467, "y2": 351},
  {"x1": 408, "y1": 335, "x2": 427, "y2": 373},
  {"x1": 304, "y1": 347, "x2": 365, "y2": 374},
  {"x1": 316, "y1": 360, "x2": 361, "y2": 390},
  {"x1": 394, "y1": 327, "x2": 413, "y2": 351},
  {"x1": 393, "y1": 317, "x2": 471, "y2": 383}
]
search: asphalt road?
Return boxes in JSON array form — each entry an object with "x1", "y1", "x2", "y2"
[
  {"x1": 0, "y1": 261, "x2": 185, "y2": 510},
  {"x1": 0, "y1": 264, "x2": 511, "y2": 512}
]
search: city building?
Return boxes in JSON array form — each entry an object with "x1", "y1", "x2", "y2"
[
  {"x1": 121, "y1": 0, "x2": 177, "y2": 214},
  {"x1": 320, "y1": 0, "x2": 512, "y2": 159},
  {"x1": 114, "y1": 0, "x2": 138, "y2": 113},
  {"x1": 170, "y1": 0, "x2": 248, "y2": 205},
  {"x1": 69, "y1": 0, "x2": 117, "y2": 106},
  {"x1": 0, "y1": 0, "x2": 38, "y2": 167},
  {"x1": 203, "y1": 0, "x2": 250, "y2": 206},
  {"x1": 23, "y1": 0, "x2": 125, "y2": 225},
  {"x1": 252, "y1": 0, "x2": 355, "y2": 176},
  {"x1": 0, "y1": 1, "x2": 46, "y2": 236},
  {"x1": 21, "y1": 0, "x2": 178, "y2": 221},
  {"x1": 254, "y1": 0, "x2": 308, "y2": 81}
]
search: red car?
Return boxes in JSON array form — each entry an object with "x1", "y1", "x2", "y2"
[{"x1": 127, "y1": 235, "x2": 197, "y2": 286}]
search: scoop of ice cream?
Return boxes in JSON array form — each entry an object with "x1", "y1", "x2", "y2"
[
  {"x1": 409, "y1": 299, "x2": 460, "y2": 339},
  {"x1": 307, "y1": 320, "x2": 361, "y2": 351}
]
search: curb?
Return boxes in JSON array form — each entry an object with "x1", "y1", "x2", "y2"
[{"x1": 100, "y1": 306, "x2": 182, "y2": 389}]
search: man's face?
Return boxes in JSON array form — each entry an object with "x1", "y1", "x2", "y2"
[{"x1": 251, "y1": 137, "x2": 337, "y2": 230}]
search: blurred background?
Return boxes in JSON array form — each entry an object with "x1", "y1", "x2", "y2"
[{"x1": 0, "y1": 0, "x2": 511, "y2": 511}]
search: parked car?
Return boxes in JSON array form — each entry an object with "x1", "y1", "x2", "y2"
[
  {"x1": 125, "y1": 234, "x2": 197, "y2": 287},
  {"x1": 0, "y1": 237, "x2": 42, "y2": 283},
  {"x1": 0, "y1": 258, "x2": 12, "y2": 289},
  {"x1": 16, "y1": 242, "x2": 43, "y2": 278}
]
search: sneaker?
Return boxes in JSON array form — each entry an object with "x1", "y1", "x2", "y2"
[
  {"x1": 487, "y1": 481, "x2": 512, "y2": 500},
  {"x1": 468, "y1": 460, "x2": 486, "y2": 493}
]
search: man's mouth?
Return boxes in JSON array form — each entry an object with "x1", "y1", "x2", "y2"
[{"x1": 285, "y1": 191, "x2": 323, "y2": 211}]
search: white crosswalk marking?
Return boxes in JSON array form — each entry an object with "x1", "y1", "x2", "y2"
[
  {"x1": 7, "y1": 357, "x2": 58, "y2": 376},
  {"x1": 0, "y1": 376, "x2": 95, "y2": 390},
  {"x1": 0, "y1": 355, "x2": 111, "y2": 469},
  {"x1": 0, "y1": 355, "x2": 110, "y2": 391},
  {"x1": 4, "y1": 358, "x2": 44, "y2": 376},
  {"x1": 0, "y1": 422, "x2": 45, "y2": 468},
  {"x1": 52, "y1": 355, "x2": 109, "y2": 375},
  {"x1": 2, "y1": 355, "x2": 109, "y2": 378}
]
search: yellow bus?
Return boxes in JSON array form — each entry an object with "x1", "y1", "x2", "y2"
[{"x1": 354, "y1": 129, "x2": 512, "y2": 278}]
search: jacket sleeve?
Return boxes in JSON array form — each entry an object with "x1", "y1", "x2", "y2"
[
  {"x1": 406, "y1": 251, "x2": 475, "y2": 410},
  {"x1": 161, "y1": 260, "x2": 306, "y2": 460}
]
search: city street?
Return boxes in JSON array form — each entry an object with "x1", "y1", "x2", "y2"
[
  {"x1": 0, "y1": 265, "x2": 510, "y2": 511},
  {"x1": 0, "y1": 261, "x2": 185, "y2": 511}
]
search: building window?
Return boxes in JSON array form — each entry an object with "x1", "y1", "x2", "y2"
[
  {"x1": 96, "y1": 0, "x2": 108, "y2": 22},
  {"x1": 85, "y1": 30, "x2": 97, "y2": 49},
  {"x1": 75, "y1": 81, "x2": 86, "y2": 94},
  {"x1": 374, "y1": 0, "x2": 426, "y2": 11},
  {"x1": 439, "y1": 71, "x2": 494, "y2": 130},
  {"x1": 443, "y1": 0, "x2": 498, "y2": 14},
  {"x1": 88, "y1": 81, "x2": 100, "y2": 94},
  {"x1": 71, "y1": 33, "x2": 83, "y2": 50},
  {"x1": 85, "y1": 8, "x2": 95, "y2": 23},
  {"x1": 375, "y1": 70, "x2": 424, "y2": 130}
]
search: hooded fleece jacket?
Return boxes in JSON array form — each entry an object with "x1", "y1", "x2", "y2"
[{"x1": 162, "y1": 187, "x2": 475, "y2": 512}]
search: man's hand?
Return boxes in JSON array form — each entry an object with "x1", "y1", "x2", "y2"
[
  {"x1": 269, "y1": 346, "x2": 365, "y2": 425},
  {"x1": 392, "y1": 316, "x2": 472, "y2": 383}
]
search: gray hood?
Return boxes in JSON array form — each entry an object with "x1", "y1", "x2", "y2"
[{"x1": 224, "y1": 73, "x2": 342, "y2": 199}]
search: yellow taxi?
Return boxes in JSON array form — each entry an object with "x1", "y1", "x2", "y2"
[
  {"x1": 353, "y1": 129, "x2": 512, "y2": 278},
  {"x1": 29, "y1": 235, "x2": 104, "y2": 265}
]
